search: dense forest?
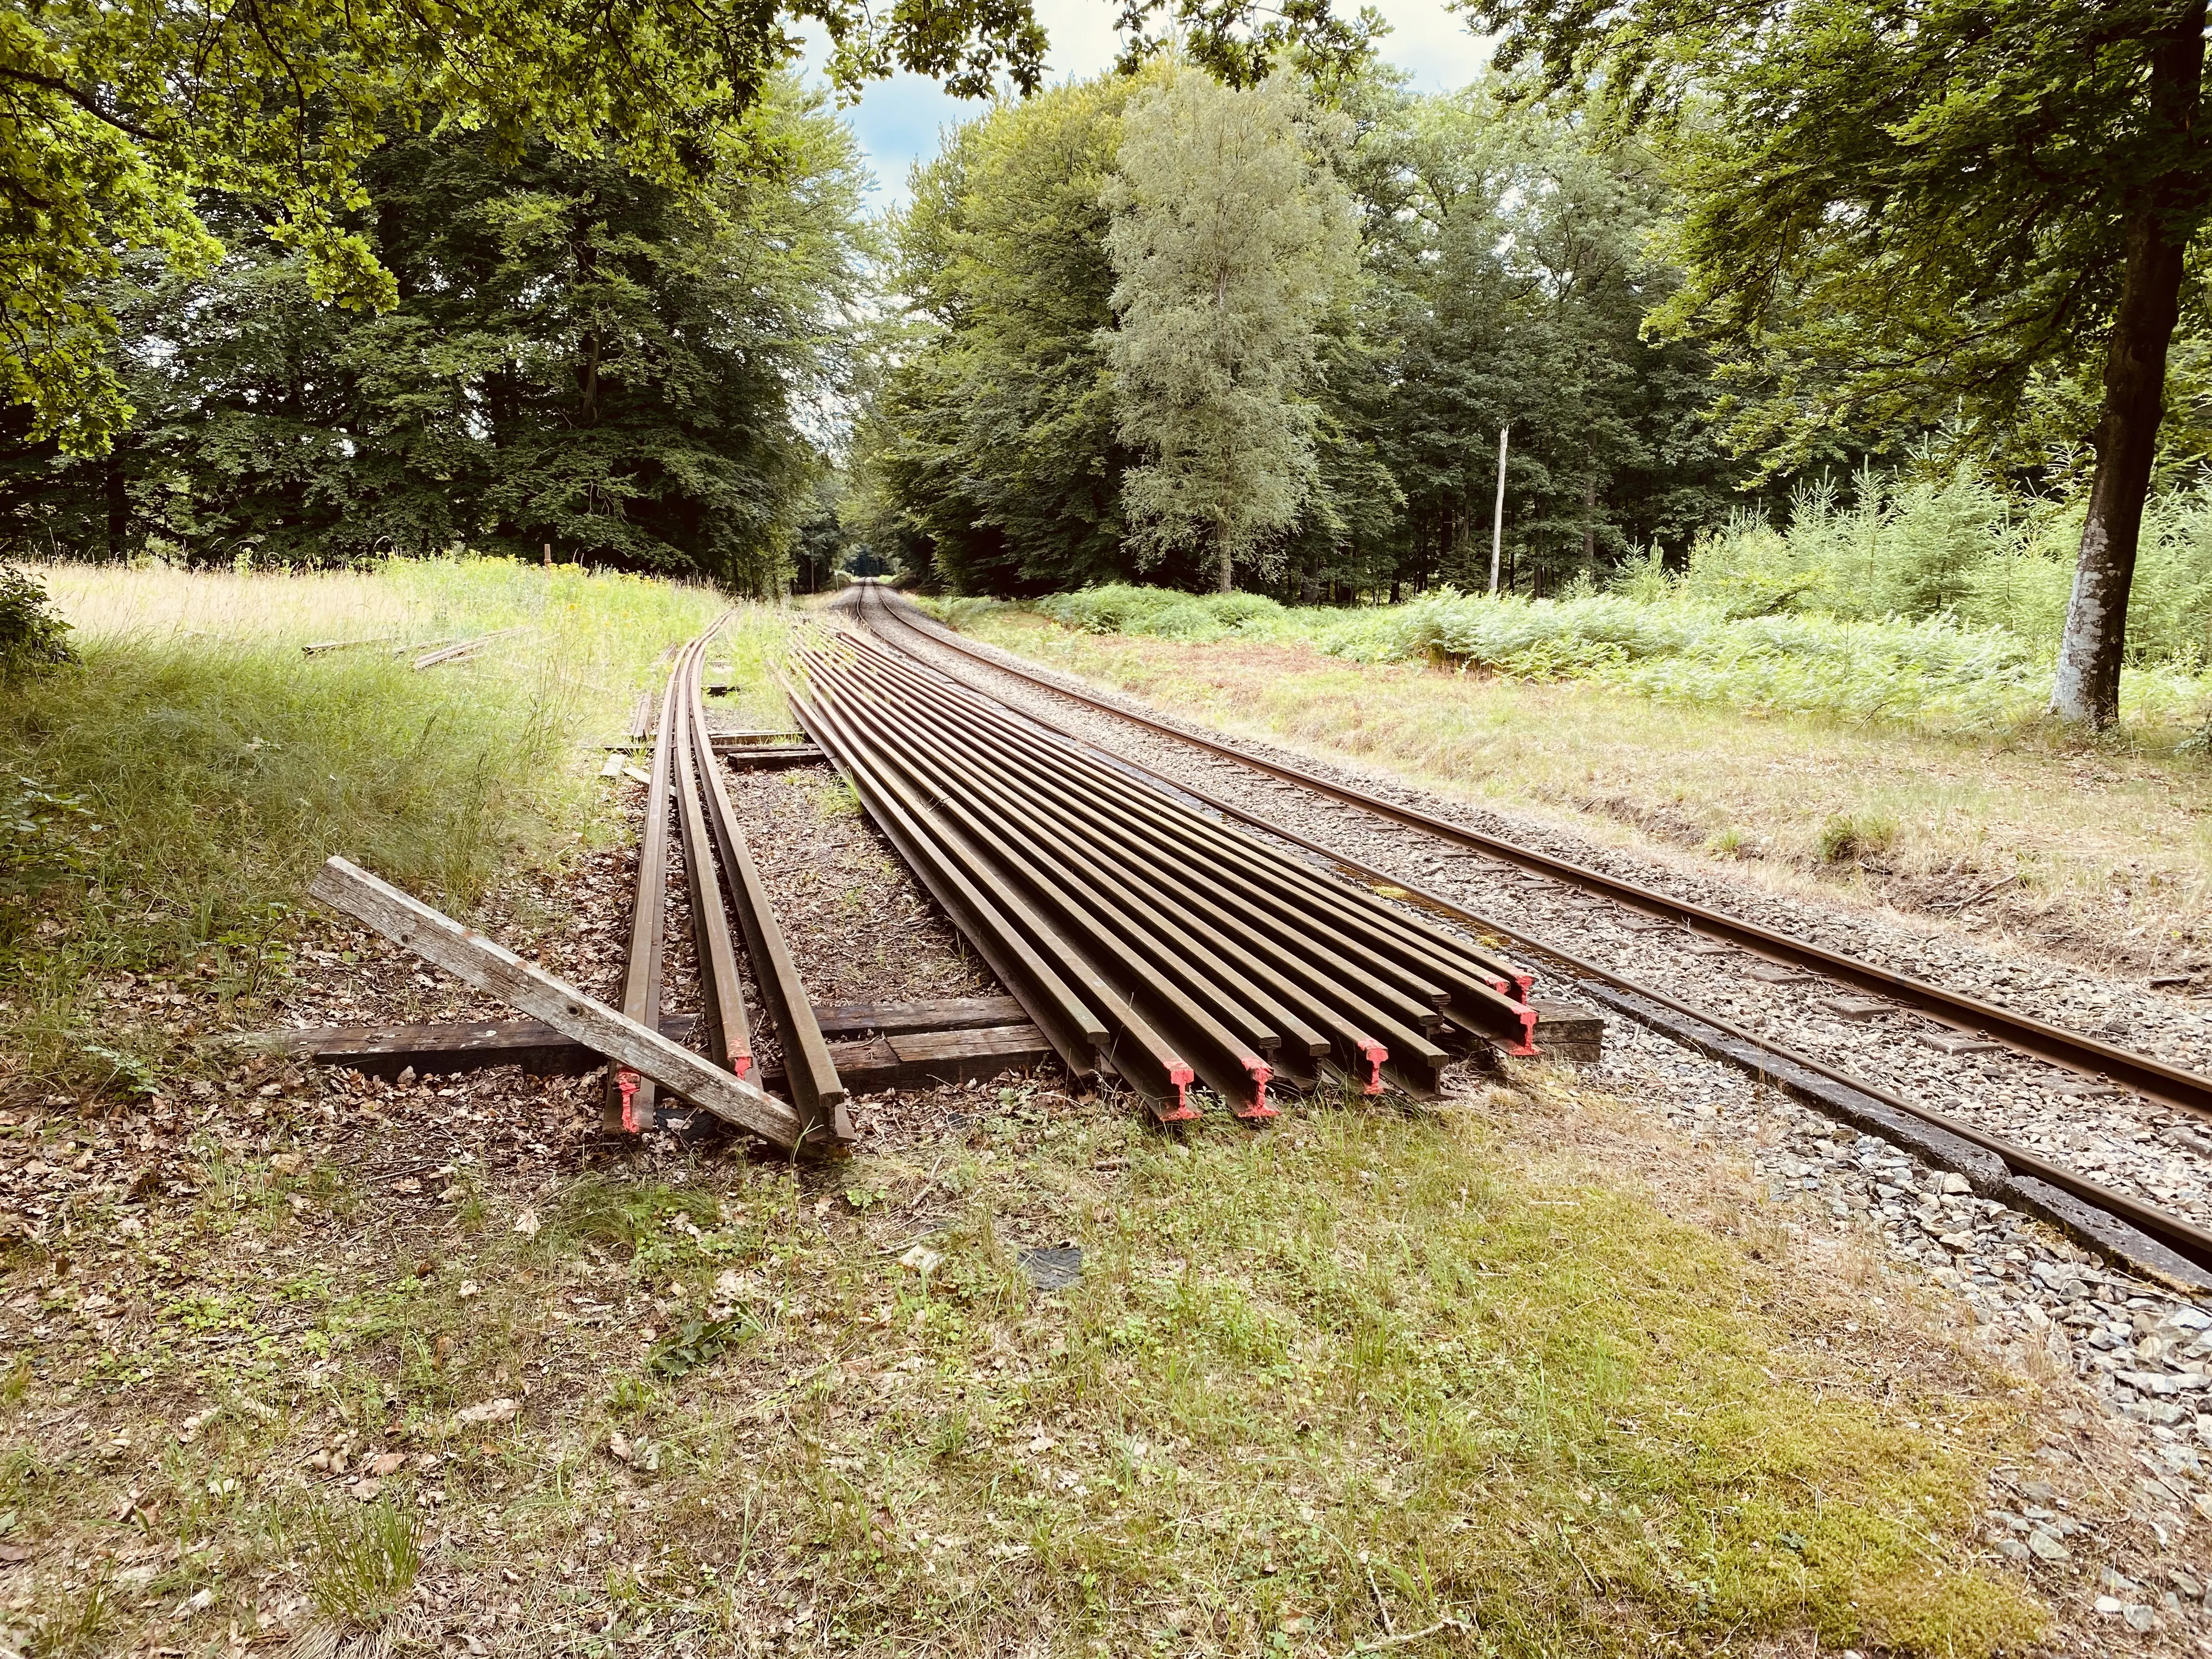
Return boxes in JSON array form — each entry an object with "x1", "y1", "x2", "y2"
[
  {"x1": 0, "y1": 81, "x2": 868, "y2": 594},
  {"x1": 848, "y1": 64, "x2": 1750, "y2": 602},
  {"x1": 6, "y1": 1, "x2": 2212, "y2": 721}
]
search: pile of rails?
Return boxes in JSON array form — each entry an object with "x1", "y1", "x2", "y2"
[{"x1": 787, "y1": 617, "x2": 1539, "y2": 1122}]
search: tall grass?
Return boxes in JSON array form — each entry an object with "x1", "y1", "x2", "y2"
[{"x1": 1, "y1": 556, "x2": 729, "y2": 1098}]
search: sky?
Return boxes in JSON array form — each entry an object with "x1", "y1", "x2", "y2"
[{"x1": 800, "y1": 0, "x2": 1494, "y2": 210}]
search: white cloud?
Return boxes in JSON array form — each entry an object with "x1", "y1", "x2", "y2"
[{"x1": 803, "y1": 0, "x2": 1493, "y2": 210}]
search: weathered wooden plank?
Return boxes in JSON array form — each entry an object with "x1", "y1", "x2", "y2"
[
  {"x1": 1528, "y1": 998, "x2": 1605, "y2": 1066},
  {"x1": 241, "y1": 1015, "x2": 701, "y2": 1079},
  {"x1": 307, "y1": 857, "x2": 807, "y2": 1149},
  {"x1": 890, "y1": 1023, "x2": 1051, "y2": 1068},
  {"x1": 787, "y1": 1025, "x2": 1051, "y2": 1093},
  {"x1": 717, "y1": 745, "x2": 827, "y2": 769},
  {"x1": 709, "y1": 730, "x2": 810, "y2": 749},
  {"x1": 811, "y1": 996, "x2": 1029, "y2": 1039}
]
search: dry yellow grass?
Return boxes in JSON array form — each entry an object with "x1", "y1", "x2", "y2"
[{"x1": 953, "y1": 615, "x2": 2212, "y2": 971}]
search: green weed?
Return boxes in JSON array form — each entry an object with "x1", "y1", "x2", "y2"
[
  {"x1": 1817, "y1": 812, "x2": 1898, "y2": 865},
  {"x1": 304, "y1": 1499, "x2": 420, "y2": 1629}
]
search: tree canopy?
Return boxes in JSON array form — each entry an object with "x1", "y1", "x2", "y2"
[
  {"x1": 1, "y1": 80, "x2": 868, "y2": 592},
  {"x1": 1104, "y1": 69, "x2": 1359, "y2": 591},
  {"x1": 2, "y1": 0, "x2": 1045, "y2": 454},
  {"x1": 852, "y1": 60, "x2": 1742, "y2": 601},
  {"x1": 1467, "y1": 0, "x2": 2212, "y2": 721}
]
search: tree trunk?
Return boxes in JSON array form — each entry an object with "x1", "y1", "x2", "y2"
[
  {"x1": 1217, "y1": 533, "x2": 1233, "y2": 593},
  {"x1": 105, "y1": 449, "x2": 128, "y2": 561},
  {"x1": 2051, "y1": 1, "x2": 2205, "y2": 726}
]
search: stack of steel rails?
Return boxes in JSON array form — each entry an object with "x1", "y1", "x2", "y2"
[
  {"x1": 611, "y1": 620, "x2": 851, "y2": 1148},
  {"x1": 784, "y1": 624, "x2": 1536, "y2": 1124}
]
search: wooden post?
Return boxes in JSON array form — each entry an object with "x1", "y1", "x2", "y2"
[
  {"x1": 543, "y1": 542, "x2": 552, "y2": 568},
  {"x1": 1488, "y1": 427, "x2": 1510, "y2": 596},
  {"x1": 307, "y1": 856, "x2": 809, "y2": 1150}
]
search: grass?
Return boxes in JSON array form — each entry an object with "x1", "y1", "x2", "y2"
[
  {"x1": 0, "y1": 1058, "x2": 2055, "y2": 1656},
  {"x1": 0, "y1": 556, "x2": 740, "y2": 1099},
  {"x1": 0, "y1": 557, "x2": 2081, "y2": 1655},
  {"x1": 305, "y1": 1499, "x2": 420, "y2": 1628},
  {"x1": 936, "y1": 583, "x2": 2212, "y2": 738},
  {"x1": 936, "y1": 612, "x2": 2212, "y2": 966}
]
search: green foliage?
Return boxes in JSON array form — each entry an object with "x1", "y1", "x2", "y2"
[
  {"x1": 854, "y1": 63, "x2": 1743, "y2": 600},
  {"x1": 305, "y1": 1500, "x2": 420, "y2": 1629},
  {"x1": 1343, "y1": 73, "x2": 1746, "y2": 599},
  {"x1": 850, "y1": 74, "x2": 1145, "y2": 594},
  {"x1": 1473, "y1": 0, "x2": 2212, "y2": 472},
  {"x1": 647, "y1": 1310, "x2": 760, "y2": 1378},
  {"x1": 3, "y1": 0, "x2": 1047, "y2": 455},
  {"x1": 0, "y1": 562, "x2": 73, "y2": 675},
  {"x1": 4, "y1": 83, "x2": 870, "y2": 591},
  {"x1": 1105, "y1": 68, "x2": 1361, "y2": 590},
  {"x1": 1033, "y1": 583, "x2": 1288, "y2": 640}
]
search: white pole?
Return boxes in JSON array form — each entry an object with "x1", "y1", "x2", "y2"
[{"x1": 1488, "y1": 426, "x2": 1510, "y2": 596}]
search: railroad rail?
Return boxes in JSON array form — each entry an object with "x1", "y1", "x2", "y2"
[
  {"x1": 839, "y1": 582, "x2": 2212, "y2": 1282},
  {"x1": 611, "y1": 620, "x2": 851, "y2": 1147},
  {"x1": 785, "y1": 624, "x2": 1540, "y2": 1122}
]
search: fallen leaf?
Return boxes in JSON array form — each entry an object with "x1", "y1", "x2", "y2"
[
  {"x1": 456, "y1": 1397, "x2": 518, "y2": 1426},
  {"x1": 899, "y1": 1244, "x2": 942, "y2": 1276},
  {"x1": 268, "y1": 1153, "x2": 304, "y2": 1176},
  {"x1": 367, "y1": 1452, "x2": 406, "y2": 1477},
  {"x1": 350, "y1": 1479, "x2": 383, "y2": 1502},
  {"x1": 512, "y1": 1207, "x2": 540, "y2": 1238},
  {"x1": 458, "y1": 1280, "x2": 480, "y2": 1300},
  {"x1": 606, "y1": 1430, "x2": 633, "y2": 1464}
]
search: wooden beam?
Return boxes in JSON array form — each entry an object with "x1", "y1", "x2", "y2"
[
  {"x1": 239, "y1": 1015, "x2": 700, "y2": 1080},
  {"x1": 306, "y1": 857, "x2": 809, "y2": 1150},
  {"x1": 811, "y1": 995, "x2": 1028, "y2": 1040},
  {"x1": 718, "y1": 745, "x2": 827, "y2": 769}
]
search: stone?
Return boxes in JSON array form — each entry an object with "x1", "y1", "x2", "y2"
[
  {"x1": 2125, "y1": 1605, "x2": 2158, "y2": 1633},
  {"x1": 2026, "y1": 1527, "x2": 2070, "y2": 1562},
  {"x1": 1017, "y1": 1246, "x2": 1082, "y2": 1291},
  {"x1": 1941, "y1": 1173, "x2": 1972, "y2": 1195}
]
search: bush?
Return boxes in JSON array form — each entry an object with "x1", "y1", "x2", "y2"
[
  {"x1": 1035, "y1": 584, "x2": 1288, "y2": 642},
  {"x1": 0, "y1": 563, "x2": 74, "y2": 678}
]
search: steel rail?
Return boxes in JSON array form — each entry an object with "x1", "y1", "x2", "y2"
[
  {"x1": 793, "y1": 638, "x2": 1278, "y2": 1115},
  {"x1": 824, "y1": 626, "x2": 1537, "y2": 1052},
  {"x1": 800, "y1": 642, "x2": 1336, "y2": 1087},
  {"x1": 840, "y1": 586, "x2": 2212, "y2": 1269},
  {"x1": 685, "y1": 622, "x2": 850, "y2": 1144},
  {"x1": 854, "y1": 582, "x2": 2212, "y2": 1124},
  {"x1": 609, "y1": 664, "x2": 682, "y2": 1131},
  {"x1": 787, "y1": 667, "x2": 1201, "y2": 1116},
  {"x1": 811, "y1": 640, "x2": 1467, "y2": 1090},
  {"x1": 670, "y1": 636, "x2": 754, "y2": 1082},
  {"x1": 604, "y1": 620, "x2": 850, "y2": 1149}
]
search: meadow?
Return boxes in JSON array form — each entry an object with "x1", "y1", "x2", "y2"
[{"x1": 0, "y1": 557, "x2": 730, "y2": 1097}]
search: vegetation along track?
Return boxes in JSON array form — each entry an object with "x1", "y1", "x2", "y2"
[{"x1": 843, "y1": 580, "x2": 2212, "y2": 1285}]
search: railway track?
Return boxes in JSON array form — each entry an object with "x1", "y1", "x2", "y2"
[
  {"x1": 836, "y1": 581, "x2": 2212, "y2": 1287},
  {"x1": 605, "y1": 618, "x2": 851, "y2": 1147}
]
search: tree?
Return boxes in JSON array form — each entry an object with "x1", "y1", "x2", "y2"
[
  {"x1": 1344, "y1": 75, "x2": 1739, "y2": 595},
  {"x1": 1103, "y1": 67, "x2": 1359, "y2": 592},
  {"x1": 0, "y1": 81, "x2": 868, "y2": 590},
  {"x1": 1470, "y1": 0, "x2": 2212, "y2": 724},
  {"x1": 850, "y1": 75, "x2": 1147, "y2": 594},
  {"x1": 2, "y1": 0, "x2": 1050, "y2": 456}
]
